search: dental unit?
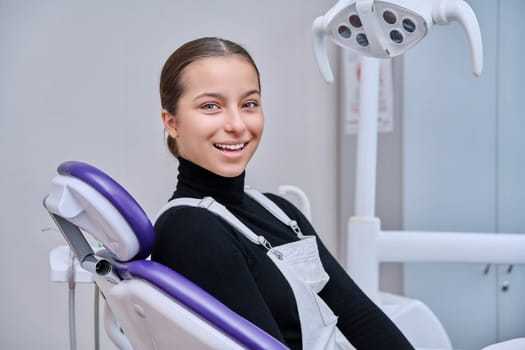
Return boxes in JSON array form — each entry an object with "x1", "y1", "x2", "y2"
[{"x1": 312, "y1": 0, "x2": 525, "y2": 349}]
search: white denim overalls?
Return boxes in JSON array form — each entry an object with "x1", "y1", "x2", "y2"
[{"x1": 156, "y1": 188, "x2": 355, "y2": 350}]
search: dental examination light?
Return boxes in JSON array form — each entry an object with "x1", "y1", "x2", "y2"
[
  {"x1": 313, "y1": 0, "x2": 483, "y2": 82},
  {"x1": 310, "y1": 2, "x2": 525, "y2": 349},
  {"x1": 312, "y1": 0, "x2": 484, "y2": 302},
  {"x1": 311, "y1": 2, "x2": 524, "y2": 349}
]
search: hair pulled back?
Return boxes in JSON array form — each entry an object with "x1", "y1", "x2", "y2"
[{"x1": 159, "y1": 37, "x2": 261, "y2": 157}]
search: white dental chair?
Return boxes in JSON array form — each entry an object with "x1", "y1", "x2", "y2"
[
  {"x1": 44, "y1": 161, "x2": 525, "y2": 350},
  {"x1": 43, "y1": 161, "x2": 289, "y2": 350}
]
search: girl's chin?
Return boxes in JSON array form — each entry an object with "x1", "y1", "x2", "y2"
[{"x1": 213, "y1": 165, "x2": 246, "y2": 178}]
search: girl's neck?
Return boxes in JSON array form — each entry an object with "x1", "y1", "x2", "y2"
[{"x1": 175, "y1": 157, "x2": 245, "y2": 205}]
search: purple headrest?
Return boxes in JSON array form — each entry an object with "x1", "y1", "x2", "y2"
[{"x1": 58, "y1": 161, "x2": 154, "y2": 260}]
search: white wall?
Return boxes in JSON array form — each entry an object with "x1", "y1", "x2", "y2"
[{"x1": 0, "y1": 1, "x2": 338, "y2": 349}]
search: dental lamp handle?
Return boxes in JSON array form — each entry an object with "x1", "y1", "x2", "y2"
[
  {"x1": 433, "y1": 0, "x2": 483, "y2": 76},
  {"x1": 312, "y1": 16, "x2": 334, "y2": 83}
]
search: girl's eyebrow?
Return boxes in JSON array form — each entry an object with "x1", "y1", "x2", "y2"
[
  {"x1": 242, "y1": 89, "x2": 261, "y2": 98},
  {"x1": 193, "y1": 89, "x2": 260, "y2": 102},
  {"x1": 193, "y1": 92, "x2": 224, "y2": 102}
]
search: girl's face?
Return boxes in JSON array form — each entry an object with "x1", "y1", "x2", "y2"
[{"x1": 162, "y1": 55, "x2": 264, "y2": 177}]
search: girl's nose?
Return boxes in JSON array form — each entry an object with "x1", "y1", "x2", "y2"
[{"x1": 224, "y1": 109, "x2": 246, "y2": 133}]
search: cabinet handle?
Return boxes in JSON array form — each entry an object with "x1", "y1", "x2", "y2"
[
  {"x1": 501, "y1": 281, "x2": 510, "y2": 292},
  {"x1": 483, "y1": 264, "x2": 491, "y2": 274},
  {"x1": 507, "y1": 264, "x2": 513, "y2": 274}
]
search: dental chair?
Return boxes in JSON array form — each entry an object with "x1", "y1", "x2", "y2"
[{"x1": 43, "y1": 160, "x2": 289, "y2": 350}]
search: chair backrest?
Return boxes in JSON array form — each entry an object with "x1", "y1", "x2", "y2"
[{"x1": 44, "y1": 161, "x2": 288, "y2": 350}]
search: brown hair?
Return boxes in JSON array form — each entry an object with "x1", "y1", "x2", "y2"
[{"x1": 159, "y1": 37, "x2": 261, "y2": 157}]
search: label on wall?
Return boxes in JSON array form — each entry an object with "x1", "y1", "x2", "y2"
[{"x1": 342, "y1": 50, "x2": 394, "y2": 134}]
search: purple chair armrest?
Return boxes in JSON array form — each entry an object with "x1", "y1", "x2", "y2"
[{"x1": 128, "y1": 260, "x2": 289, "y2": 350}]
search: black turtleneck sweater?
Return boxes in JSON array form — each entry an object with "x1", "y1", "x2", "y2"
[{"x1": 152, "y1": 158, "x2": 414, "y2": 350}]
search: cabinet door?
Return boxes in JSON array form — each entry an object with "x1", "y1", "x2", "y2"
[
  {"x1": 403, "y1": 1, "x2": 500, "y2": 349},
  {"x1": 496, "y1": 0, "x2": 525, "y2": 341}
]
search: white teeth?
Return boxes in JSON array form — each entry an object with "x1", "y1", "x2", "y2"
[{"x1": 215, "y1": 143, "x2": 245, "y2": 151}]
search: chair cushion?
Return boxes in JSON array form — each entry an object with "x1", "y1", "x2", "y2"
[{"x1": 127, "y1": 259, "x2": 288, "y2": 350}]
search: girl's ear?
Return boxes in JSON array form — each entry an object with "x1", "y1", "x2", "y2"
[{"x1": 161, "y1": 109, "x2": 178, "y2": 138}]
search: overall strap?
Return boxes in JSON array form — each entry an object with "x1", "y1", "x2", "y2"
[
  {"x1": 244, "y1": 187, "x2": 304, "y2": 238},
  {"x1": 154, "y1": 196, "x2": 278, "y2": 254}
]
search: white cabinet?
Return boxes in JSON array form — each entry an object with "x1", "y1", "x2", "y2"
[{"x1": 403, "y1": 1, "x2": 525, "y2": 349}]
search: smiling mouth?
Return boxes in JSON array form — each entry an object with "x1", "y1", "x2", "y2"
[{"x1": 214, "y1": 142, "x2": 248, "y2": 151}]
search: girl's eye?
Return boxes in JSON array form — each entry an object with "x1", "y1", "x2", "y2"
[
  {"x1": 243, "y1": 101, "x2": 258, "y2": 109},
  {"x1": 201, "y1": 103, "x2": 219, "y2": 111}
]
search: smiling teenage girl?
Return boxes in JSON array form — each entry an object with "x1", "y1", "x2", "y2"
[{"x1": 152, "y1": 37, "x2": 413, "y2": 350}]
